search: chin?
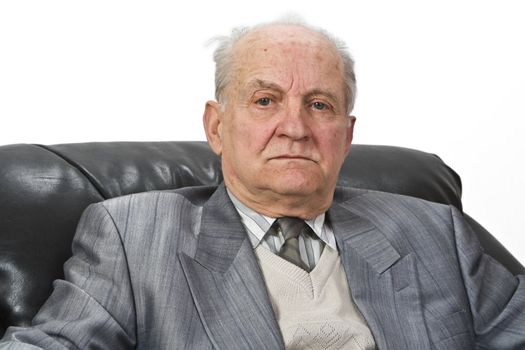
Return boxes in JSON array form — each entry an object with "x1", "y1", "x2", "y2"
[{"x1": 268, "y1": 177, "x2": 320, "y2": 197}]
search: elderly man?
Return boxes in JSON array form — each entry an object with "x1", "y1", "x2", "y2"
[{"x1": 1, "y1": 19, "x2": 524, "y2": 350}]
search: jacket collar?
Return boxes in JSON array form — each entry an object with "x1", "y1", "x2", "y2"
[
  {"x1": 179, "y1": 184, "x2": 284, "y2": 349},
  {"x1": 329, "y1": 188, "x2": 431, "y2": 349}
]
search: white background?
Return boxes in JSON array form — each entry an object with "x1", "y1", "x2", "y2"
[{"x1": 1, "y1": 1, "x2": 523, "y2": 264}]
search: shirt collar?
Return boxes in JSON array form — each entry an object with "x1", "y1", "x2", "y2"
[{"x1": 226, "y1": 188, "x2": 336, "y2": 249}]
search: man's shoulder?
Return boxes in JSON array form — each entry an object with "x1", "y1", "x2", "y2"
[
  {"x1": 332, "y1": 187, "x2": 459, "y2": 253},
  {"x1": 333, "y1": 186, "x2": 416, "y2": 203},
  {"x1": 87, "y1": 186, "x2": 220, "y2": 222},
  {"x1": 82, "y1": 186, "x2": 220, "y2": 239},
  {"x1": 334, "y1": 186, "x2": 454, "y2": 216},
  {"x1": 100, "y1": 185, "x2": 219, "y2": 207}
]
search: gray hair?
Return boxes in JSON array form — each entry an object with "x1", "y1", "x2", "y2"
[{"x1": 210, "y1": 17, "x2": 357, "y2": 114}]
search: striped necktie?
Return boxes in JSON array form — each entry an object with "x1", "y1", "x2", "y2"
[{"x1": 276, "y1": 217, "x2": 311, "y2": 271}]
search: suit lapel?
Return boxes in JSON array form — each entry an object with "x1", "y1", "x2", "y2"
[
  {"x1": 179, "y1": 185, "x2": 284, "y2": 350},
  {"x1": 329, "y1": 196, "x2": 431, "y2": 350}
]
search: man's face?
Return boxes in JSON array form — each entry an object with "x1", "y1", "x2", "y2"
[{"x1": 205, "y1": 25, "x2": 355, "y2": 218}]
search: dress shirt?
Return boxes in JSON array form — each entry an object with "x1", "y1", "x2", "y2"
[{"x1": 227, "y1": 189, "x2": 338, "y2": 269}]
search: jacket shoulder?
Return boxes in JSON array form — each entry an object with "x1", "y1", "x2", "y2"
[
  {"x1": 82, "y1": 186, "x2": 218, "y2": 238},
  {"x1": 333, "y1": 186, "x2": 458, "y2": 250},
  {"x1": 334, "y1": 186, "x2": 455, "y2": 214},
  {"x1": 97, "y1": 185, "x2": 218, "y2": 210}
]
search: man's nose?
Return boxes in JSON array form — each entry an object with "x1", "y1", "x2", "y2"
[{"x1": 276, "y1": 102, "x2": 311, "y2": 140}]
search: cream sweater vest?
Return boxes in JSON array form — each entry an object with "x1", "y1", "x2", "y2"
[{"x1": 255, "y1": 246, "x2": 376, "y2": 350}]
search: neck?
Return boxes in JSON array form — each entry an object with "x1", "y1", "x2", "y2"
[{"x1": 225, "y1": 182, "x2": 333, "y2": 220}]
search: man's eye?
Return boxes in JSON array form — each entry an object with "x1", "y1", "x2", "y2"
[
  {"x1": 312, "y1": 101, "x2": 329, "y2": 110},
  {"x1": 256, "y1": 97, "x2": 272, "y2": 106}
]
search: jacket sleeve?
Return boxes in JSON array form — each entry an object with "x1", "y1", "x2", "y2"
[
  {"x1": 451, "y1": 207, "x2": 525, "y2": 349},
  {"x1": 0, "y1": 203, "x2": 137, "y2": 350}
]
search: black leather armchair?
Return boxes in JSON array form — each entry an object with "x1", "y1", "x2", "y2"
[{"x1": 1, "y1": 141, "x2": 523, "y2": 337}]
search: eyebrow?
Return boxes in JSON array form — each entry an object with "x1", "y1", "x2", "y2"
[
  {"x1": 245, "y1": 79, "x2": 341, "y2": 104},
  {"x1": 245, "y1": 79, "x2": 284, "y2": 93}
]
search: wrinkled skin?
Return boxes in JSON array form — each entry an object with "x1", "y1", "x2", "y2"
[{"x1": 204, "y1": 24, "x2": 355, "y2": 219}]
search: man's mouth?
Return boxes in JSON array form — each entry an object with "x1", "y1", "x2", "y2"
[{"x1": 270, "y1": 155, "x2": 314, "y2": 161}]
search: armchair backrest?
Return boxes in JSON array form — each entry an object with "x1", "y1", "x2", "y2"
[{"x1": 0, "y1": 141, "x2": 522, "y2": 337}]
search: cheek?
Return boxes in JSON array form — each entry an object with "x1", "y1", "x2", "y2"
[
  {"x1": 231, "y1": 118, "x2": 275, "y2": 153},
  {"x1": 319, "y1": 128, "x2": 350, "y2": 163}
]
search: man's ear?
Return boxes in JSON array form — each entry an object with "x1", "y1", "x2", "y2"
[
  {"x1": 203, "y1": 100, "x2": 223, "y2": 156},
  {"x1": 344, "y1": 115, "x2": 356, "y2": 155}
]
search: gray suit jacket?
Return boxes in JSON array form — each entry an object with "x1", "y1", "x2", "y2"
[{"x1": 1, "y1": 185, "x2": 524, "y2": 349}]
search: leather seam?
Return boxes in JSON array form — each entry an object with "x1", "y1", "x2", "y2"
[{"x1": 34, "y1": 144, "x2": 108, "y2": 199}]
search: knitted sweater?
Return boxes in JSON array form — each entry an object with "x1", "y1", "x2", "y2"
[{"x1": 255, "y1": 246, "x2": 376, "y2": 350}]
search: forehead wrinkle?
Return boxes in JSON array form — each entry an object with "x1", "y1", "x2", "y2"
[{"x1": 231, "y1": 27, "x2": 345, "y2": 104}]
